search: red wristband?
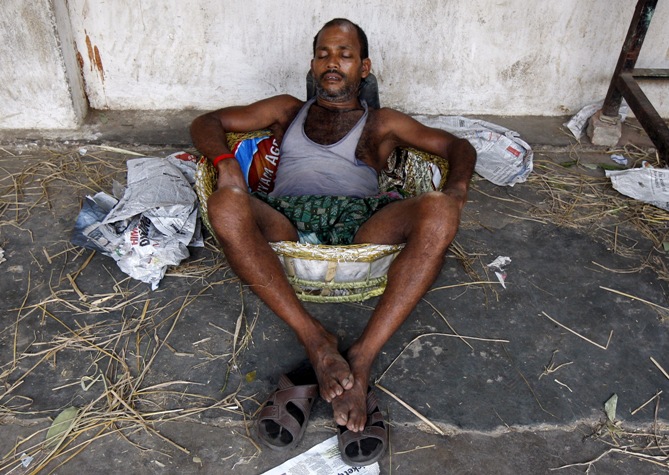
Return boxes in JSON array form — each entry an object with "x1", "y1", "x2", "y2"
[{"x1": 211, "y1": 153, "x2": 236, "y2": 167}]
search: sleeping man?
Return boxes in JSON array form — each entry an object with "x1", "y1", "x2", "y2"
[{"x1": 190, "y1": 18, "x2": 476, "y2": 466}]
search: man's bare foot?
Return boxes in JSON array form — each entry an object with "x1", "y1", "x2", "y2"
[
  {"x1": 331, "y1": 348, "x2": 372, "y2": 432},
  {"x1": 305, "y1": 332, "x2": 354, "y2": 402},
  {"x1": 331, "y1": 378, "x2": 368, "y2": 432}
]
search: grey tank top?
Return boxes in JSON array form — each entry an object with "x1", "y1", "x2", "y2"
[{"x1": 269, "y1": 98, "x2": 379, "y2": 198}]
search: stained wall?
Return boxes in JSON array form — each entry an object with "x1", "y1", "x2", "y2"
[{"x1": 2, "y1": 1, "x2": 668, "y2": 129}]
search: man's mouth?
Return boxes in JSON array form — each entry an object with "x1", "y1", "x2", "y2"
[{"x1": 321, "y1": 70, "x2": 344, "y2": 82}]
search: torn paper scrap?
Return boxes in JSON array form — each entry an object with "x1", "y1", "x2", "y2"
[
  {"x1": 487, "y1": 256, "x2": 511, "y2": 289},
  {"x1": 605, "y1": 167, "x2": 669, "y2": 211},
  {"x1": 20, "y1": 453, "x2": 33, "y2": 468},
  {"x1": 610, "y1": 154, "x2": 628, "y2": 166},
  {"x1": 487, "y1": 256, "x2": 511, "y2": 269},
  {"x1": 260, "y1": 435, "x2": 380, "y2": 475}
]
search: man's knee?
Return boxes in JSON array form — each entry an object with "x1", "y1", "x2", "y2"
[
  {"x1": 207, "y1": 186, "x2": 251, "y2": 233},
  {"x1": 208, "y1": 186, "x2": 298, "y2": 243},
  {"x1": 413, "y1": 192, "x2": 459, "y2": 245}
]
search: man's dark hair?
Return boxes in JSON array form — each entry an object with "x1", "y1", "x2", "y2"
[{"x1": 313, "y1": 18, "x2": 369, "y2": 60}]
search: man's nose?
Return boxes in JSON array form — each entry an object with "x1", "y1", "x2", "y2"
[{"x1": 326, "y1": 57, "x2": 339, "y2": 70}]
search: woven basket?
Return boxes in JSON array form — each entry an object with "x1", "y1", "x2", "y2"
[{"x1": 195, "y1": 131, "x2": 448, "y2": 302}]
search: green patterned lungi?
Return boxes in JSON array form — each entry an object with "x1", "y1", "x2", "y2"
[{"x1": 254, "y1": 192, "x2": 402, "y2": 245}]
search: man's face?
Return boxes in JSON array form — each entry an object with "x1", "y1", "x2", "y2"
[{"x1": 311, "y1": 25, "x2": 370, "y2": 103}]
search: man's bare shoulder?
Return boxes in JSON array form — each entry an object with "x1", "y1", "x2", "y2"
[
  {"x1": 366, "y1": 106, "x2": 462, "y2": 157},
  {"x1": 261, "y1": 95, "x2": 304, "y2": 129},
  {"x1": 262, "y1": 94, "x2": 304, "y2": 108},
  {"x1": 369, "y1": 107, "x2": 417, "y2": 130},
  {"x1": 368, "y1": 106, "x2": 406, "y2": 120},
  {"x1": 366, "y1": 107, "x2": 424, "y2": 140}
]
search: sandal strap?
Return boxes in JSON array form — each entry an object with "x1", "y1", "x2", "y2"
[
  {"x1": 257, "y1": 374, "x2": 319, "y2": 449},
  {"x1": 271, "y1": 383, "x2": 318, "y2": 414},
  {"x1": 260, "y1": 379, "x2": 318, "y2": 421},
  {"x1": 259, "y1": 404, "x2": 303, "y2": 438},
  {"x1": 366, "y1": 390, "x2": 379, "y2": 413},
  {"x1": 337, "y1": 388, "x2": 388, "y2": 465}
]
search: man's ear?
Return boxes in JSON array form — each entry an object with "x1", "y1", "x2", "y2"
[
  {"x1": 310, "y1": 58, "x2": 315, "y2": 75},
  {"x1": 361, "y1": 58, "x2": 371, "y2": 79}
]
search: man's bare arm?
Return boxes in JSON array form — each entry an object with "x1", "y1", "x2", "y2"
[
  {"x1": 190, "y1": 95, "x2": 303, "y2": 189},
  {"x1": 439, "y1": 136, "x2": 477, "y2": 205},
  {"x1": 379, "y1": 109, "x2": 477, "y2": 206}
]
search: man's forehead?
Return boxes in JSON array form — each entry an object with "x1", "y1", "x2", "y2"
[{"x1": 315, "y1": 25, "x2": 359, "y2": 50}]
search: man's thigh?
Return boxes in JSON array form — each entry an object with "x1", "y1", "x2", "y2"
[
  {"x1": 353, "y1": 191, "x2": 457, "y2": 246},
  {"x1": 209, "y1": 187, "x2": 299, "y2": 243},
  {"x1": 249, "y1": 195, "x2": 300, "y2": 242},
  {"x1": 352, "y1": 195, "x2": 421, "y2": 245}
]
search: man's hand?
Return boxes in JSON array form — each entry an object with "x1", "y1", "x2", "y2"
[
  {"x1": 215, "y1": 158, "x2": 248, "y2": 191},
  {"x1": 441, "y1": 137, "x2": 476, "y2": 205}
]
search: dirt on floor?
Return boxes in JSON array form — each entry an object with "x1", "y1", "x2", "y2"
[{"x1": 0, "y1": 137, "x2": 668, "y2": 474}]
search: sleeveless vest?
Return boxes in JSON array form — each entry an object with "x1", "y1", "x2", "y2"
[{"x1": 269, "y1": 98, "x2": 378, "y2": 198}]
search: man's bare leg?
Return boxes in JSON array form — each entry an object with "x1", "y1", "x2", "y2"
[
  {"x1": 331, "y1": 192, "x2": 462, "y2": 431},
  {"x1": 208, "y1": 185, "x2": 353, "y2": 401}
]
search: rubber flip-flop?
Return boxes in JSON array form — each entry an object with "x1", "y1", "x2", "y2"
[
  {"x1": 257, "y1": 373, "x2": 318, "y2": 451},
  {"x1": 337, "y1": 389, "x2": 388, "y2": 466}
]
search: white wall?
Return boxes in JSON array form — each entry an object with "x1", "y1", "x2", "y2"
[
  {"x1": 0, "y1": 0, "x2": 87, "y2": 129},
  {"x1": 2, "y1": 0, "x2": 668, "y2": 129}
]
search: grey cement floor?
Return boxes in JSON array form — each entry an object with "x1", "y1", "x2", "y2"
[{"x1": 0, "y1": 115, "x2": 668, "y2": 474}]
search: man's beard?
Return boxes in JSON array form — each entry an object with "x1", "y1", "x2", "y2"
[{"x1": 315, "y1": 70, "x2": 360, "y2": 103}]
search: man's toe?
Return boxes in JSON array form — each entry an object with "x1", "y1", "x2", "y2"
[
  {"x1": 341, "y1": 374, "x2": 354, "y2": 390},
  {"x1": 348, "y1": 413, "x2": 364, "y2": 432},
  {"x1": 321, "y1": 388, "x2": 334, "y2": 402},
  {"x1": 334, "y1": 407, "x2": 349, "y2": 426}
]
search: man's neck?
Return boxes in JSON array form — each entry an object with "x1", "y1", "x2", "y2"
[
  {"x1": 314, "y1": 96, "x2": 362, "y2": 112},
  {"x1": 304, "y1": 96, "x2": 366, "y2": 146}
]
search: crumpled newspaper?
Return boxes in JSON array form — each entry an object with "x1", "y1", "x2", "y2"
[
  {"x1": 606, "y1": 164, "x2": 669, "y2": 211},
  {"x1": 564, "y1": 100, "x2": 629, "y2": 140},
  {"x1": 414, "y1": 115, "x2": 533, "y2": 186},
  {"x1": 72, "y1": 152, "x2": 203, "y2": 289}
]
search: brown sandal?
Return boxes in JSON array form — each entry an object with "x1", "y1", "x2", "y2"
[
  {"x1": 257, "y1": 374, "x2": 318, "y2": 451},
  {"x1": 337, "y1": 389, "x2": 388, "y2": 466}
]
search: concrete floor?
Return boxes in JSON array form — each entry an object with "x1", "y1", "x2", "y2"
[{"x1": 0, "y1": 113, "x2": 667, "y2": 474}]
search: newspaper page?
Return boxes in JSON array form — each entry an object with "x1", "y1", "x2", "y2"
[
  {"x1": 260, "y1": 436, "x2": 380, "y2": 475},
  {"x1": 413, "y1": 115, "x2": 533, "y2": 186},
  {"x1": 606, "y1": 166, "x2": 669, "y2": 211},
  {"x1": 71, "y1": 153, "x2": 201, "y2": 289}
]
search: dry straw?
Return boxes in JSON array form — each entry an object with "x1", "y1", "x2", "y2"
[
  {"x1": 2, "y1": 139, "x2": 667, "y2": 471},
  {"x1": 0, "y1": 146, "x2": 252, "y2": 473},
  {"x1": 525, "y1": 149, "x2": 668, "y2": 281}
]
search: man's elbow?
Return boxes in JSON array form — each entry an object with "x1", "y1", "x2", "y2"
[
  {"x1": 190, "y1": 114, "x2": 206, "y2": 141},
  {"x1": 190, "y1": 112, "x2": 223, "y2": 145},
  {"x1": 457, "y1": 138, "x2": 476, "y2": 164},
  {"x1": 191, "y1": 112, "x2": 214, "y2": 134},
  {"x1": 448, "y1": 138, "x2": 476, "y2": 172}
]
